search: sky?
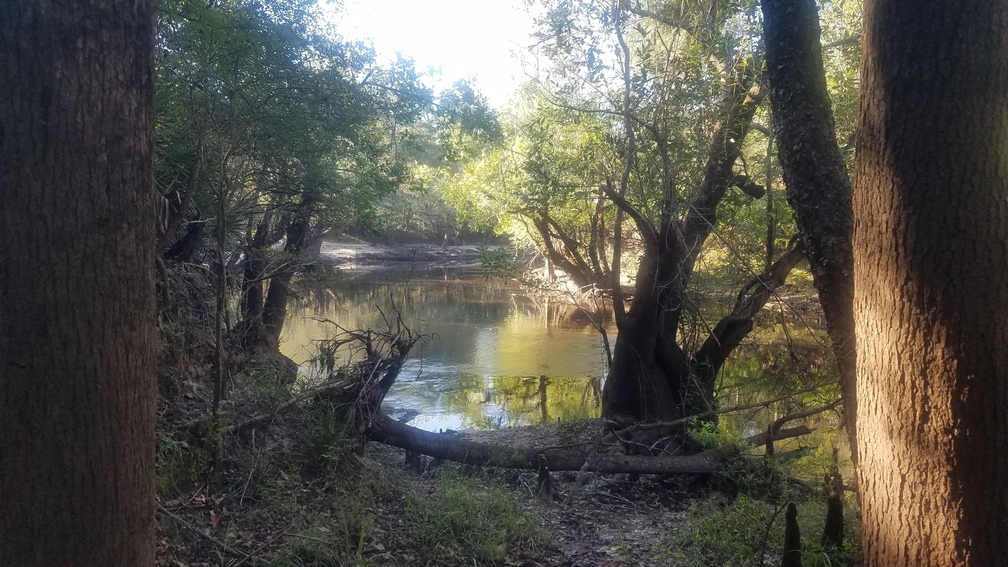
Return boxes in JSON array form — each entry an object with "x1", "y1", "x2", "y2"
[{"x1": 326, "y1": 0, "x2": 538, "y2": 108}]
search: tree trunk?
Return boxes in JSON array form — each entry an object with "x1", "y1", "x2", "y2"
[
  {"x1": 601, "y1": 64, "x2": 765, "y2": 422},
  {"x1": 369, "y1": 412, "x2": 724, "y2": 473},
  {"x1": 781, "y1": 502, "x2": 802, "y2": 567},
  {"x1": 241, "y1": 253, "x2": 265, "y2": 328},
  {"x1": 532, "y1": 214, "x2": 596, "y2": 289},
  {"x1": 601, "y1": 243, "x2": 685, "y2": 421},
  {"x1": 761, "y1": 0, "x2": 858, "y2": 462},
  {"x1": 853, "y1": 2, "x2": 1008, "y2": 564},
  {"x1": 157, "y1": 150, "x2": 202, "y2": 254},
  {"x1": 239, "y1": 202, "x2": 287, "y2": 350},
  {"x1": 369, "y1": 413, "x2": 810, "y2": 473},
  {"x1": 262, "y1": 218, "x2": 309, "y2": 349},
  {"x1": 0, "y1": 1, "x2": 156, "y2": 565}
]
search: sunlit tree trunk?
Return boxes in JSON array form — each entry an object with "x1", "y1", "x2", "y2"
[
  {"x1": 854, "y1": 1, "x2": 1008, "y2": 563},
  {"x1": 0, "y1": 1, "x2": 157, "y2": 564}
]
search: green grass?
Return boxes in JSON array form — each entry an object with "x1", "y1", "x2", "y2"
[
  {"x1": 268, "y1": 465, "x2": 387, "y2": 567},
  {"x1": 405, "y1": 469, "x2": 544, "y2": 565},
  {"x1": 664, "y1": 426, "x2": 861, "y2": 567}
]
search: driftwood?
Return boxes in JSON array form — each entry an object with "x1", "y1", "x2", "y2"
[{"x1": 369, "y1": 411, "x2": 723, "y2": 473}]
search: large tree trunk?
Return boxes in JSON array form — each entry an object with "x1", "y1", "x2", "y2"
[
  {"x1": 853, "y1": 2, "x2": 1008, "y2": 564},
  {"x1": 0, "y1": 1, "x2": 157, "y2": 565},
  {"x1": 761, "y1": 0, "x2": 858, "y2": 461},
  {"x1": 601, "y1": 64, "x2": 766, "y2": 422},
  {"x1": 601, "y1": 245, "x2": 684, "y2": 421}
]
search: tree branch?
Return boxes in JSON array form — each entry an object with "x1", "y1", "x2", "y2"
[
  {"x1": 602, "y1": 179, "x2": 657, "y2": 243},
  {"x1": 690, "y1": 238, "x2": 805, "y2": 381},
  {"x1": 613, "y1": 383, "x2": 825, "y2": 437}
]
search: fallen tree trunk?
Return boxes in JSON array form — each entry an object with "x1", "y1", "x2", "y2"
[
  {"x1": 368, "y1": 412, "x2": 814, "y2": 474},
  {"x1": 369, "y1": 412, "x2": 722, "y2": 473}
]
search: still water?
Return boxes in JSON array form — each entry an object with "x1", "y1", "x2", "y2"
[
  {"x1": 280, "y1": 267, "x2": 609, "y2": 431},
  {"x1": 281, "y1": 267, "x2": 840, "y2": 443}
]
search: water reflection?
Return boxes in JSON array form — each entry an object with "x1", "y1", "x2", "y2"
[
  {"x1": 280, "y1": 268, "x2": 609, "y2": 431},
  {"x1": 281, "y1": 266, "x2": 840, "y2": 453}
]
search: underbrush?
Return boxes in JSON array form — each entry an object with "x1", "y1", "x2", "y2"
[
  {"x1": 666, "y1": 494, "x2": 859, "y2": 567},
  {"x1": 157, "y1": 389, "x2": 544, "y2": 566},
  {"x1": 268, "y1": 467, "x2": 387, "y2": 567},
  {"x1": 664, "y1": 423, "x2": 861, "y2": 566}
]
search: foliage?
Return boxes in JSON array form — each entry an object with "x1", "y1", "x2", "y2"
[
  {"x1": 443, "y1": 88, "x2": 618, "y2": 281},
  {"x1": 666, "y1": 494, "x2": 777, "y2": 566},
  {"x1": 155, "y1": 433, "x2": 203, "y2": 498},
  {"x1": 686, "y1": 418, "x2": 750, "y2": 453},
  {"x1": 157, "y1": 0, "x2": 427, "y2": 230},
  {"x1": 665, "y1": 429, "x2": 861, "y2": 566},
  {"x1": 405, "y1": 469, "x2": 544, "y2": 565},
  {"x1": 476, "y1": 244, "x2": 524, "y2": 279},
  {"x1": 298, "y1": 400, "x2": 358, "y2": 469},
  {"x1": 267, "y1": 462, "x2": 390, "y2": 567}
]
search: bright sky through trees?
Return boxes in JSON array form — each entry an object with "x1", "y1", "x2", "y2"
[{"x1": 329, "y1": 0, "x2": 536, "y2": 107}]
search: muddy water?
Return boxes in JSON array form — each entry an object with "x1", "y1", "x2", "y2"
[{"x1": 281, "y1": 266, "x2": 840, "y2": 445}]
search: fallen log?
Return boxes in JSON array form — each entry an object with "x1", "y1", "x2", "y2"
[{"x1": 368, "y1": 412, "x2": 724, "y2": 474}]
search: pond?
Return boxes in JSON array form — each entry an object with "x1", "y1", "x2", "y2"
[{"x1": 280, "y1": 263, "x2": 842, "y2": 445}]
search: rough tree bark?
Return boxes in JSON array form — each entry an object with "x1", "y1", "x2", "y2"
[
  {"x1": 761, "y1": 0, "x2": 858, "y2": 463},
  {"x1": 853, "y1": 1, "x2": 1008, "y2": 564},
  {"x1": 0, "y1": 1, "x2": 157, "y2": 565}
]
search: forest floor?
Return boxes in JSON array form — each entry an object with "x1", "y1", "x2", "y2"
[
  {"x1": 357, "y1": 440, "x2": 698, "y2": 567},
  {"x1": 155, "y1": 418, "x2": 722, "y2": 567},
  {"x1": 155, "y1": 413, "x2": 854, "y2": 566}
]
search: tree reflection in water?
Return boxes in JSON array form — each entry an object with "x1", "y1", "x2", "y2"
[{"x1": 282, "y1": 268, "x2": 836, "y2": 438}]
